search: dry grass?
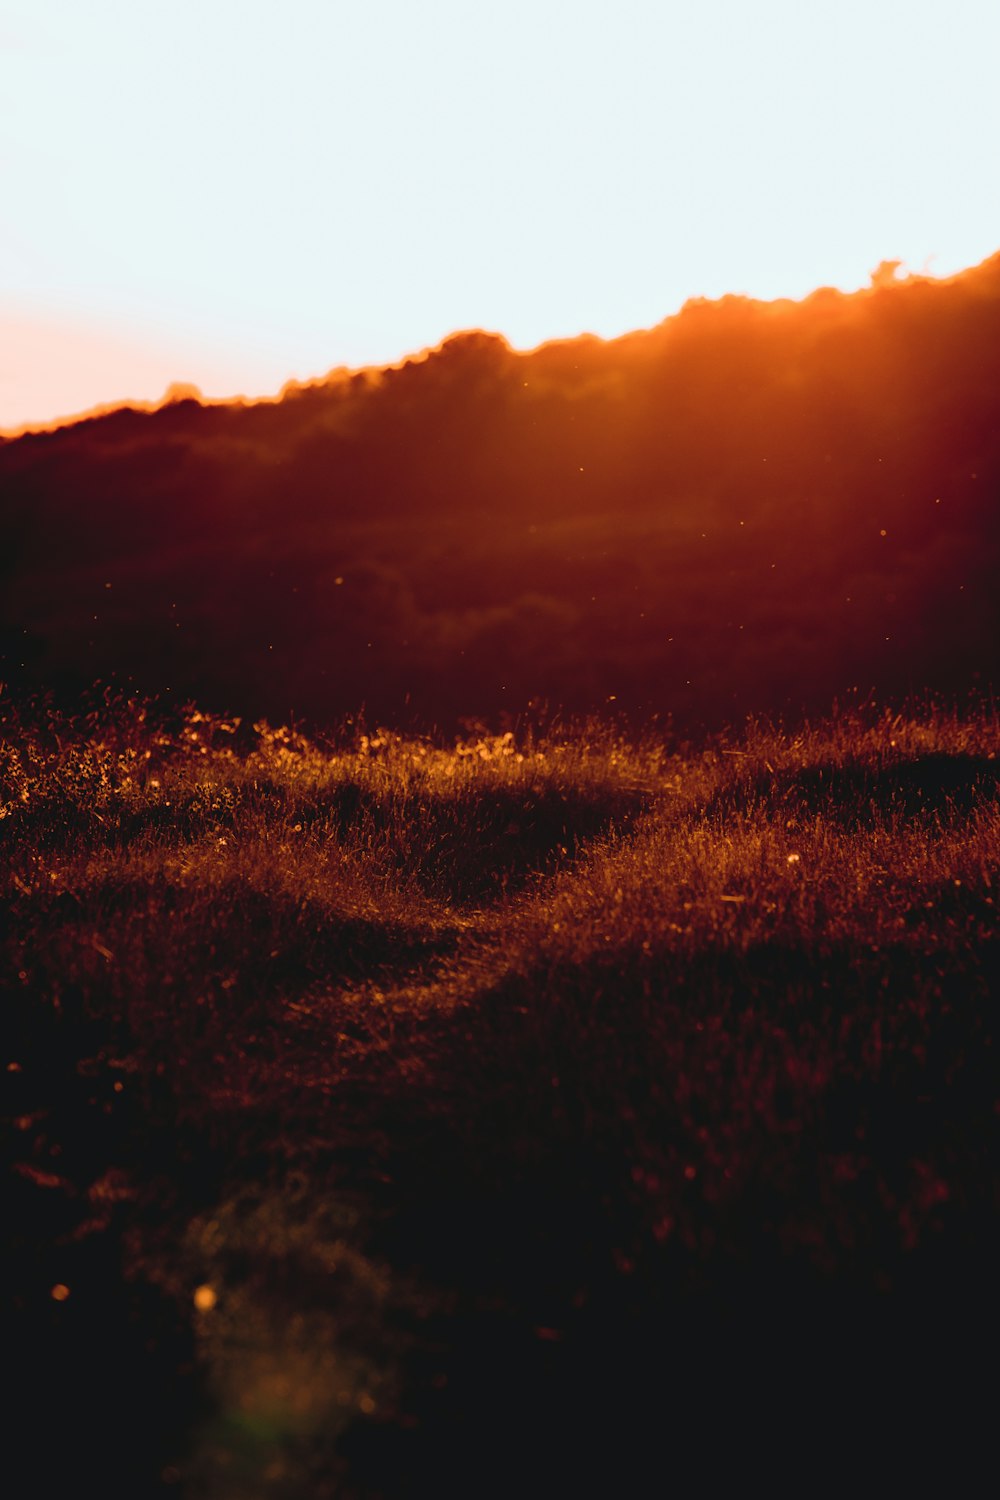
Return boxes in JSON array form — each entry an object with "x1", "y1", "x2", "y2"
[{"x1": 2, "y1": 694, "x2": 997, "y2": 1496}]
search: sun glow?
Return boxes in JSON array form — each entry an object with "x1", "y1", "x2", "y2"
[{"x1": 3, "y1": 0, "x2": 999, "y2": 429}]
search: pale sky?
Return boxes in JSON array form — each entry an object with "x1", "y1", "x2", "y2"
[{"x1": 2, "y1": 0, "x2": 999, "y2": 430}]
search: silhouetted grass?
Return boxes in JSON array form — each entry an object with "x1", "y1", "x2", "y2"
[{"x1": 2, "y1": 696, "x2": 997, "y2": 1496}]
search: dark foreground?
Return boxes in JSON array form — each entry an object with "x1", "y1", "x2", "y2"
[{"x1": 2, "y1": 696, "x2": 997, "y2": 1495}]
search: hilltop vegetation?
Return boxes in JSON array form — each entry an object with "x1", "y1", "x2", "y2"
[
  {"x1": 2, "y1": 256, "x2": 999, "y2": 727},
  {"x1": 3, "y1": 693, "x2": 997, "y2": 1494}
]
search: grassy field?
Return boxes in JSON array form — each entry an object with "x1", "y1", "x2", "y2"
[{"x1": 2, "y1": 692, "x2": 998, "y2": 1496}]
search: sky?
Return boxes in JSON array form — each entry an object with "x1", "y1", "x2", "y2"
[{"x1": 2, "y1": 0, "x2": 999, "y2": 430}]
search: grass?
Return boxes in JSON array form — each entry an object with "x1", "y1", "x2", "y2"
[{"x1": 2, "y1": 693, "x2": 998, "y2": 1496}]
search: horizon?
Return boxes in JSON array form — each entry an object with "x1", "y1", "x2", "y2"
[
  {"x1": 3, "y1": 248, "x2": 995, "y2": 440},
  {"x1": 4, "y1": 0, "x2": 1000, "y2": 431},
  {"x1": 4, "y1": 246, "x2": 996, "y2": 733}
]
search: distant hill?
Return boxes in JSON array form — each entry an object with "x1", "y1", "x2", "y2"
[{"x1": 2, "y1": 256, "x2": 998, "y2": 728}]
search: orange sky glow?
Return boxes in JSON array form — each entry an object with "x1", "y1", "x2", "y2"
[{"x1": 3, "y1": 1, "x2": 999, "y2": 433}]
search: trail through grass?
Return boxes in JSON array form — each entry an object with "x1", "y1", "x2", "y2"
[{"x1": 2, "y1": 697, "x2": 997, "y2": 1496}]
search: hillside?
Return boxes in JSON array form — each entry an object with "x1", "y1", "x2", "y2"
[{"x1": 2, "y1": 257, "x2": 998, "y2": 728}]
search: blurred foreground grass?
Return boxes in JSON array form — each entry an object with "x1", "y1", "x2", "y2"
[{"x1": 2, "y1": 694, "x2": 998, "y2": 1496}]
